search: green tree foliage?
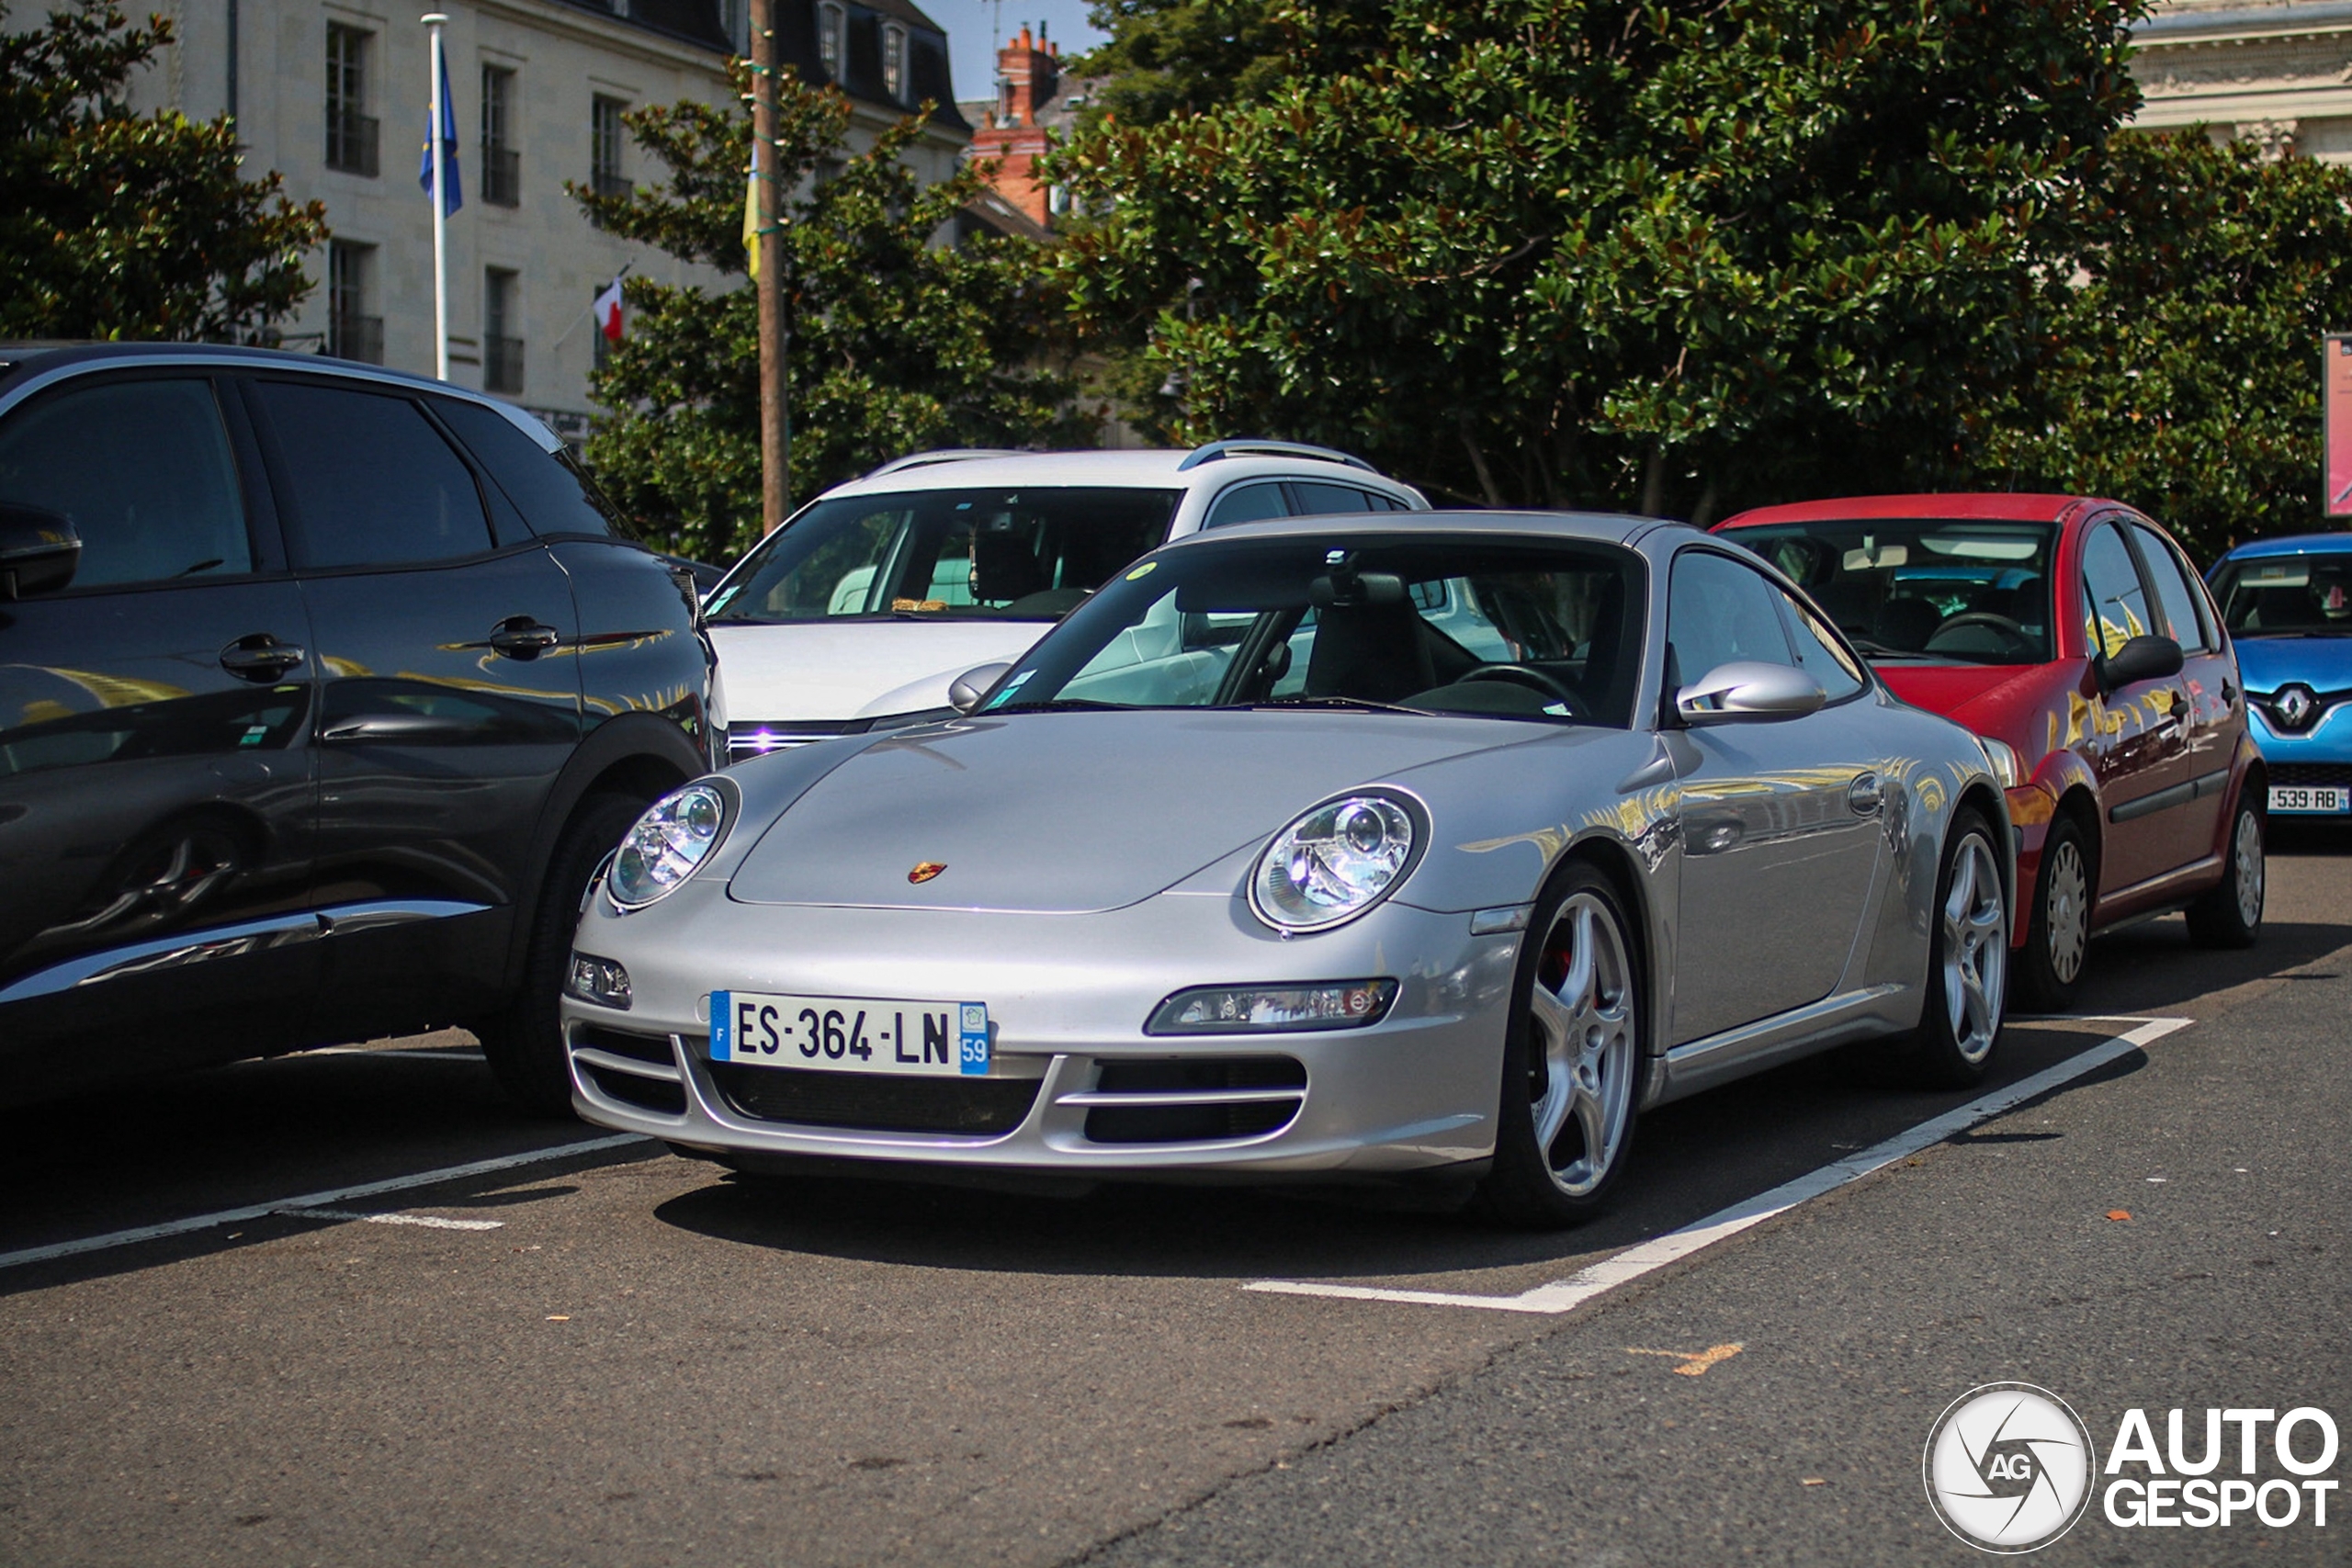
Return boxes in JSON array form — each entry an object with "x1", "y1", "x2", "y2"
[
  {"x1": 1984, "y1": 131, "x2": 2352, "y2": 560},
  {"x1": 574, "y1": 74, "x2": 1090, "y2": 563},
  {"x1": 1075, "y1": 2, "x2": 1310, "y2": 122},
  {"x1": 0, "y1": 1, "x2": 326, "y2": 340},
  {"x1": 1052, "y1": 0, "x2": 2141, "y2": 517}
]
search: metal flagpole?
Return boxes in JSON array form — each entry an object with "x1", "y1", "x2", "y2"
[{"x1": 424, "y1": 12, "x2": 450, "y2": 380}]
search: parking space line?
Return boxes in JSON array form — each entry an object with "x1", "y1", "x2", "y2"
[
  {"x1": 276, "y1": 1208, "x2": 505, "y2": 1231},
  {"x1": 0, "y1": 1134, "x2": 650, "y2": 1273},
  {"x1": 1247, "y1": 1016, "x2": 2192, "y2": 1314}
]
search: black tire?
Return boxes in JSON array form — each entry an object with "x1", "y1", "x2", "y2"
[
  {"x1": 2012, "y1": 815, "x2": 2091, "y2": 1012},
  {"x1": 2186, "y1": 794, "x2": 2265, "y2": 949},
  {"x1": 1473, "y1": 862, "x2": 1643, "y2": 1228},
  {"x1": 1893, "y1": 807, "x2": 2008, "y2": 1090},
  {"x1": 478, "y1": 791, "x2": 651, "y2": 1117}
]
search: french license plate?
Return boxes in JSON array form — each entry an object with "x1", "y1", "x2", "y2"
[
  {"x1": 2269, "y1": 785, "x2": 2349, "y2": 814},
  {"x1": 709, "y1": 990, "x2": 989, "y2": 1077}
]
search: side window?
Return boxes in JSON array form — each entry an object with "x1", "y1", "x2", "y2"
[
  {"x1": 1775, "y1": 588, "x2": 1868, "y2": 701},
  {"x1": 433, "y1": 398, "x2": 634, "y2": 541},
  {"x1": 1202, "y1": 481, "x2": 1286, "y2": 530},
  {"x1": 2130, "y1": 523, "x2": 2212, "y2": 653},
  {"x1": 1668, "y1": 550, "x2": 1794, "y2": 682},
  {"x1": 1289, "y1": 480, "x2": 1380, "y2": 515},
  {"x1": 2081, "y1": 524, "x2": 2153, "y2": 660},
  {"x1": 0, "y1": 378, "x2": 253, "y2": 587},
  {"x1": 254, "y1": 381, "x2": 493, "y2": 569}
]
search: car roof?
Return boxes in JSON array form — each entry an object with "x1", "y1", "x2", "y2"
[
  {"x1": 1718, "y1": 493, "x2": 2114, "y2": 528},
  {"x1": 0, "y1": 340, "x2": 567, "y2": 451},
  {"x1": 2218, "y1": 531, "x2": 2352, "y2": 560},
  {"x1": 1155, "y1": 508, "x2": 1666, "y2": 550},
  {"x1": 815, "y1": 446, "x2": 1419, "y2": 499}
]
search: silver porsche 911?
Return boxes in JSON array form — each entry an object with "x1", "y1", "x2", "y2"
[{"x1": 560, "y1": 512, "x2": 2012, "y2": 1224}]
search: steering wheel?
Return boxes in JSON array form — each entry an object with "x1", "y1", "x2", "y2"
[
  {"x1": 1460, "y1": 663, "x2": 1583, "y2": 715},
  {"x1": 1925, "y1": 612, "x2": 2029, "y2": 651}
]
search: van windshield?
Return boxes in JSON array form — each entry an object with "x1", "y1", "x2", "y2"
[{"x1": 704, "y1": 487, "x2": 1182, "y2": 624}]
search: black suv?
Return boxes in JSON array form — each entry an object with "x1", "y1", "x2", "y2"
[{"x1": 0, "y1": 345, "x2": 713, "y2": 1113}]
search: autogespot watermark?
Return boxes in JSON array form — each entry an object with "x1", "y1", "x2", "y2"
[{"x1": 1925, "y1": 1384, "x2": 2341, "y2": 1552}]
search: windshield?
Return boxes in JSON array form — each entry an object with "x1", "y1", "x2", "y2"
[
  {"x1": 1725, "y1": 520, "x2": 2058, "y2": 664},
  {"x1": 2210, "y1": 553, "x2": 2352, "y2": 637},
  {"x1": 978, "y1": 533, "x2": 1646, "y2": 728},
  {"x1": 705, "y1": 486, "x2": 1182, "y2": 624}
]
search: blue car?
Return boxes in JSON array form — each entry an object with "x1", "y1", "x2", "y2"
[{"x1": 2209, "y1": 534, "x2": 2352, "y2": 818}]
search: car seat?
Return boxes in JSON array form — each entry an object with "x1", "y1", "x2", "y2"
[
  {"x1": 1873, "y1": 598, "x2": 1942, "y2": 651},
  {"x1": 1305, "y1": 603, "x2": 1438, "y2": 702}
]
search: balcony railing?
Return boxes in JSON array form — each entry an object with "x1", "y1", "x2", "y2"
[
  {"x1": 326, "y1": 108, "x2": 379, "y2": 176},
  {"x1": 329, "y1": 313, "x2": 384, "y2": 366},
  {"x1": 481, "y1": 145, "x2": 521, "y2": 207},
  {"x1": 484, "y1": 334, "x2": 525, "y2": 394}
]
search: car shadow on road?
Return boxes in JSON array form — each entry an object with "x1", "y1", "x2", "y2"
[
  {"x1": 648, "y1": 1018, "x2": 2165, "y2": 1288},
  {"x1": 2069, "y1": 916, "x2": 2344, "y2": 1017}
]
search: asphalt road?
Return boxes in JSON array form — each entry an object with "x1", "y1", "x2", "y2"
[{"x1": 1, "y1": 831, "x2": 2346, "y2": 1567}]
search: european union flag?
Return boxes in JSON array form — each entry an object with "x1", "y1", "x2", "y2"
[{"x1": 419, "y1": 51, "x2": 463, "y2": 214}]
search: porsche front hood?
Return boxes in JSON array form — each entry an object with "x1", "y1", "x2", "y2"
[{"x1": 724, "y1": 709, "x2": 1509, "y2": 913}]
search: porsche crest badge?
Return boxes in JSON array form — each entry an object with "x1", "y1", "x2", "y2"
[{"x1": 908, "y1": 862, "x2": 947, "y2": 885}]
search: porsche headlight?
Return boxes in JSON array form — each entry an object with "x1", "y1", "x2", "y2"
[
  {"x1": 1250, "y1": 794, "x2": 1419, "y2": 932},
  {"x1": 607, "y1": 783, "x2": 729, "y2": 911},
  {"x1": 1981, "y1": 738, "x2": 2024, "y2": 790}
]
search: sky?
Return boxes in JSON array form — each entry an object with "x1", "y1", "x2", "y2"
[{"x1": 943, "y1": 1, "x2": 1111, "y2": 106}]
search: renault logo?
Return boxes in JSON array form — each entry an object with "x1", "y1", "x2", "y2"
[
  {"x1": 908, "y1": 862, "x2": 947, "y2": 885},
  {"x1": 2274, "y1": 684, "x2": 2318, "y2": 731}
]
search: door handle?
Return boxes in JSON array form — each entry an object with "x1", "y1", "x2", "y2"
[
  {"x1": 487, "y1": 617, "x2": 561, "y2": 659},
  {"x1": 218, "y1": 633, "x2": 305, "y2": 682},
  {"x1": 1847, "y1": 772, "x2": 1883, "y2": 816}
]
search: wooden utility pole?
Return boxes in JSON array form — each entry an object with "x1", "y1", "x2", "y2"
[{"x1": 751, "y1": 0, "x2": 788, "y2": 529}]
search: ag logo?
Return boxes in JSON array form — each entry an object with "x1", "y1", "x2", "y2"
[{"x1": 1924, "y1": 1383, "x2": 2096, "y2": 1552}]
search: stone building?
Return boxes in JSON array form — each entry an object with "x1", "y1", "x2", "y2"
[
  {"x1": 960, "y1": 21, "x2": 1101, "y2": 234},
  {"x1": 125, "y1": 0, "x2": 967, "y2": 438},
  {"x1": 2132, "y1": 0, "x2": 2352, "y2": 162}
]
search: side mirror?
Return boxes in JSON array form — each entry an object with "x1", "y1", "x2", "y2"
[
  {"x1": 0, "y1": 504, "x2": 79, "y2": 600},
  {"x1": 1675, "y1": 660, "x2": 1827, "y2": 725},
  {"x1": 948, "y1": 661, "x2": 1013, "y2": 714},
  {"x1": 2096, "y1": 634, "x2": 2183, "y2": 694}
]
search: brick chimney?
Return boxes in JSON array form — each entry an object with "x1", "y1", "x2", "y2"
[{"x1": 997, "y1": 22, "x2": 1058, "y2": 129}]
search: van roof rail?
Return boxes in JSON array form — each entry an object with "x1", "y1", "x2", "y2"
[
  {"x1": 859, "y1": 448, "x2": 1025, "y2": 480},
  {"x1": 1176, "y1": 437, "x2": 1377, "y2": 474}
]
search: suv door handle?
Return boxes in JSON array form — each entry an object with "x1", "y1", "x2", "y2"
[
  {"x1": 219, "y1": 634, "x2": 305, "y2": 682},
  {"x1": 487, "y1": 617, "x2": 562, "y2": 659}
]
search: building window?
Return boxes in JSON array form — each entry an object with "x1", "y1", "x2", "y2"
[
  {"x1": 882, "y1": 24, "x2": 906, "y2": 103},
  {"x1": 324, "y1": 24, "x2": 379, "y2": 176},
  {"x1": 483, "y1": 268, "x2": 524, "y2": 394},
  {"x1": 818, "y1": 3, "x2": 844, "y2": 80},
  {"x1": 327, "y1": 242, "x2": 382, "y2": 364},
  {"x1": 481, "y1": 65, "x2": 520, "y2": 207},
  {"x1": 591, "y1": 95, "x2": 630, "y2": 201}
]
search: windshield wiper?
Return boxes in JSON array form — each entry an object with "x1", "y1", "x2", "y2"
[
  {"x1": 988, "y1": 697, "x2": 1132, "y2": 714},
  {"x1": 1246, "y1": 695, "x2": 1431, "y2": 716}
]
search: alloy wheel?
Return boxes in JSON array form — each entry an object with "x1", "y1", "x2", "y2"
[
  {"x1": 1525, "y1": 890, "x2": 1636, "y2": 1198},
  {"x1": 2232, "y1": 808, "x2": 2265, "y2": 931},
  {"x1": 1942, "y1": 833, "x2": 2007, "y2": 1064}
]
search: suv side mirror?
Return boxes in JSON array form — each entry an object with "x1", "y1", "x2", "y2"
[
  {"x1": 2096, "y1": 634, "x2": 2183, "y2": 694},
  {"x1": 948, "y1": 662, "x2": 1013, "y2": 714},
  {"x1": 1675, "y1": 660, "x2": 1826, "y2": 725},
  {"x1": 0, "y1": 504, "x2": 79, "y2": 600}
]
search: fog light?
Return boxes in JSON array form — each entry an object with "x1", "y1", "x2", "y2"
[
  {"x1": 565, "y1": 953, "x2": 632, "y2": 1010},
  {"x1": 1145, "y1": 979, "x2": 1397, "y2": 1035}
]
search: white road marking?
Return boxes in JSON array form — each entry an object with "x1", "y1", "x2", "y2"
[
  {"x1": 300, "y1": 1046, "x2": 488, "y2": 1062},
  {"x1": 0, "y1": 1134, "x2": 650, "y2": 1272},
  {"x1": 276, "y1": 1208, "x2": 504, "y2": 1231},
  {"x1": 1248, "y1": 1015, "x2": 2192, "y2": 1314}
]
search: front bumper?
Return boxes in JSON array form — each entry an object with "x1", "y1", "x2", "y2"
[{"x1": 560, "y1": 882, "x2": 1524, "y2": 1179}]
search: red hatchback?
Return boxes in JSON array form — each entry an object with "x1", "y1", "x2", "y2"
[{"x1": 1716, "y1": 495, "x2": 2265, "y2": 1009}]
